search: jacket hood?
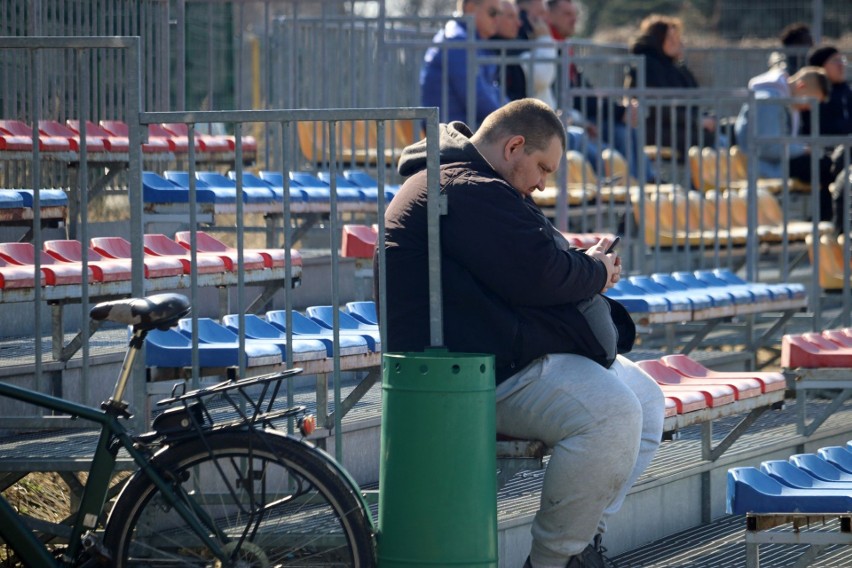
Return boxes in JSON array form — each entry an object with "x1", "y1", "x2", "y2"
[
  {"x1": 398, "y1": 121, "x2": 490, "y2": 177},
  {"x1": 747, "y1": 67, "x2": 790, "y2": 95}
]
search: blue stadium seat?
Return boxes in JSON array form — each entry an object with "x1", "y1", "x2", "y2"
[
  {"x1": 760, "y1": 460, "x2": 852, "y2": 490},
  {"x1": 789, "y1": 453, "x2": 852, "y2": 482},
  {"x1": 264, "y1": 310, "x2": 371, "y2": 355},
  {"x1": 144, "y1": 327, "x2": 281, "y2": 368},
  {"x1": 221, "y1": 313, "x2": 362, "y2": 358},
  {"x1": 693, "y1": 269, "x2": 773, "y2": 303},
  {"x1": 16, "y1": 189, "x2": 68, "y2": 207},
  {"x1": 817, "y1": 446, "x2": 852, "y2": 474},
  {"x1": 317, "y1": 171, "x2": 379, "y2": 203},
  {"x1": 651, "y1": 273, "x2": 734, "y2": 309},
  {"x1": 343, "y1": 169, "x2": 400, "y2": 201},
  {"x1": 304, "y1": 305, "x2": 382, "y2": 352},
  {"x1": 165, "y1": 171, "x2": 273, "y2": 204},
  {"x1": 288, "y1": 171, "x2": 362, "y2": 202},
  {"x1": 195, "y1": 170, "x2": 277, "y2": 203},
  {"x1": 0, "y1": 190, "x2": 25, "y2": 209},
  {"x1": 712, "y1": 268, "x2": 805, "y2": 301},
  {"x1": 345, "y1": 301, "x2": 378, "y2": 325},
  {"x1": 671, "y1": 270, "x2": 754, "y2": 306},
  {"x1": 176, "y1": 318, "x2": 284, "y2": 363},
  {"x1": 604, "y1": 280, "x2": 671, "y2": 313},
  {"x1": 628, "y1": 275, "x2": 709, "y2": 311},
  {"x1": 727, "y1": 466, "x2": 852, "y2": 514},
  {"x1": 142, "y1": 171, "x2": 235, "y2": 204},
  {"x1": 228, "y1": 171, "x2": 304, "y2": 203},
  {"x1": 259, "y1": 171, "x2": 329, "y2": 203}
]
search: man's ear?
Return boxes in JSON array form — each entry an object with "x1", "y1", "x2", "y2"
[{"x1": 503, "y1": 135, "x2": 526, "y2": 160}]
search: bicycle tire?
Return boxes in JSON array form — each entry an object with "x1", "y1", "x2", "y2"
[{"x1": 103, "y1": 430, "x2": 375, "y2": 567}]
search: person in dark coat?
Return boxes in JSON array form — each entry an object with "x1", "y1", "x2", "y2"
[
  {"x1": 802, "y1": 45, "x2": 852, "y2": 137},
  {"x1": 624, "y1": 14, "x2": 716, "y2": 161},
  {"x1": 381, "y1": 98, "x2": 664, "y2": 568}
]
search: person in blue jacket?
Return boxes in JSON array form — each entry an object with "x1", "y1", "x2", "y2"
[
  {"x1": 420, "y1": 0, "x2": 507, "y2": 127},
  {"x1": 734, "y1": 66, "x2": 831, "y2": 221}
]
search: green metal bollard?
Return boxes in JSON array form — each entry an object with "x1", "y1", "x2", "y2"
[{"x1": 378, "y1": 350, "x2": 497, "y2": 568}]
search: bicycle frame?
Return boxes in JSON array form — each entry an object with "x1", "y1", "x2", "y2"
[{"x1": 0, "y1": 333, "x2": 231, "y2": 566}]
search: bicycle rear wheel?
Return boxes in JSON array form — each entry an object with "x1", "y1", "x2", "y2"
[{"x1": 104, "y1": 430, "x2": 375, "y2": 567}]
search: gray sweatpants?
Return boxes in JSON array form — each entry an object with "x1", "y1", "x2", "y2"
[{"x1": 495, "y1": 354, "x2": 665, "y2": 568}]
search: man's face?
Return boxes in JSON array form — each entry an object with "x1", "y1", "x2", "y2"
[
  {"x1": 499, "y1": 135, "x2": 563, "y2": 197},
  {"x1": 472, "y1": 0, "x2": 502, "y2": 39},
  {"x1": 548, "y1": 0, "x2": 577, "y2": 38},
  {"x1": 822, "y1": 52, "x2": 847, "y2": 84},
  {"x1": 495, "y1": 1, "x2": 521, "y2": 39}
]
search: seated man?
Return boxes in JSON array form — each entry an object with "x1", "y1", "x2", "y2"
[
  {"x1": 421, "y1": 0, "x2": 507, "y2": 126},
  {"x1": 381, "y1": 98, "x2": 665, "y2": 568},
  {"x1": 734, "y1": 66, "x2": 832, "y2": 222}
]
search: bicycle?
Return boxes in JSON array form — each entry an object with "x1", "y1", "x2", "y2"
[{"x1": 0, "y1": 293, "x2": 376, "y2": 567}]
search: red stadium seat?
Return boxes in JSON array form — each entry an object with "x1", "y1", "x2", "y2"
[
  {"x1": 640, "y1": 358, "x2": 762, "y2": 400},
  {"x1": 38, "y1": 119, "x2": 107, "y2": 153},
  {"x1": 823, "y1": 330, "x2": 852, "y2": 349},
  {"x1": 660, "y1": 353, "x2": 786, "y2": 394},
  {"x1": 173, "y1": 231, "x2": 283, "y2": 271},
  {"x1": 91, "y1": 236, "x2": 183, "y2": 278},
  {"x1": 44, "y1": 240, "x2": 131, "y2": 283},
  {"x1": 66, "y1": 120, "x2": 129, "y2": 153},
  {"x1": 0, "y1": 242, "x2": 91, "y2": 286},
  {"x1": 341, "y1": 224, "x2": 378, "y2": 258},
  {"x1": 636, "y1": 359, "x2": 739, "y2": 406},
  {"x1": 99, "y1": 120, "x2": 171, "y2": 153},
  {"x1": 160, "y1": 123, "x2": 231, "y2": 153},
  {"x1": 143, "y1": 233, "x2": 229, "y2": 274},
  {"x1": 0, "y1": 256, "x2": 42, "y2": 289},
  {"x1": 0, "y1": 120, "x2": 71, "y2": 152},
  {"x1": 782, "y1": 332, "x2": 852, "y2": 368}
]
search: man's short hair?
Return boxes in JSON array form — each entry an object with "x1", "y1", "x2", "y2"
[
  {"x1": 791, "y1": 65, "x2": 831, "y2": 101},
  {"x1": 475, "y1": 98, "x2": 567, "y2": 153},
  {"x1": 779, "y1": 22, "x2": 813, "y2": 47}
]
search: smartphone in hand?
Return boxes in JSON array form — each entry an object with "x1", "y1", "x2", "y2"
[{"x1": 605, "y1": 236, "x2": 621, "y2": 254}]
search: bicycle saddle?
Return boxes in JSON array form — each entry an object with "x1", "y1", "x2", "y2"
[{"x1": 90, "y1": 293, "x2": 191, "y2": 331}]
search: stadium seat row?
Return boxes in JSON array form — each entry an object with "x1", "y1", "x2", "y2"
[
  {"x1": 0, "y1": 119, "x2": 255, "y2": 155},
  {"x1": 605, "y1": 268, "x2": 807, "y2": 320},
  {"x1": 635, "y1": 355, "x2": 785, "y2": 433},
  {"x1": 143, "y1": 170, "x2": 397, "y2": 208},
  {"x1": 145, "y1": 303, "x2": 379, "y2": 368},
  {"x1": 634, "y1": 189, "x2": 830, "y2": 249},
  {"x1": 728, "y1": 444, "x2": 852, "y2": 514},
  {"x1": 0, "y1": 232, "x2": 298, "y2": 289}
]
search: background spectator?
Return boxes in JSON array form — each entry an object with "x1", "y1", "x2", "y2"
[
  {"x1": 548, "y1": 0, "x2": 653, "y2": 181},
  {"x1": 624, "y1": 14, "x2": 716, "y2": 161},
  {"x1": 420, "y1": 0, "x2": 506, "y2": 126},
  {"x1": 734, "y1": 66, "x2": 832, "y2": 222},
  {"x1": 769, "y1": 22, "x2": 815, "y2": 75},
  {"x1": 802, "y1": 45, "x2": 852, "y2": 136}
]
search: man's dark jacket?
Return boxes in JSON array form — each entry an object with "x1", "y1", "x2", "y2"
[{"x1": 380, "y1": 122, "x2": 635, "y2": 383}]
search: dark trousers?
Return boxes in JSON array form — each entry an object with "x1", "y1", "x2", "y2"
[{"x1": 789, "y1": 153, "x2": 834, "y2": 222}]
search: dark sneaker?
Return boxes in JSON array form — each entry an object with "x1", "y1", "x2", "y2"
[{"x1": 564, "y1": 537, "x2": 617, "y2": 568}]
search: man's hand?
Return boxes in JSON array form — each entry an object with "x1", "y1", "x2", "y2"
[{"x1": 586, "y1": 237, "x2": 622, "y2": 293}]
